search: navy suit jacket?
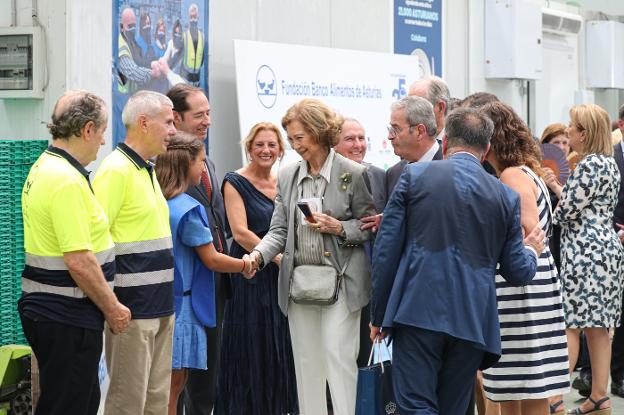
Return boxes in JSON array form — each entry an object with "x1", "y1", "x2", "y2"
[
  {"x1": 385, "y1": 145, "x2": 443, "y2": 200},
  {"x1": 613, "y1": 142, "x2": 624, "y2": 229},
  {"x1": 371, "y1": 153, "x2": 538, "y2": 369}
]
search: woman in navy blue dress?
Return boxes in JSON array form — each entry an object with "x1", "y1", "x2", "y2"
[{"x1": 217, "y1": 122, "x2": 298, "y2": 415}]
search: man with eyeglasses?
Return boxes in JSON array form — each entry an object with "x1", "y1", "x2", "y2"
[{"x1": 361, "y1": 96, "x2": 441, "y2": 233}]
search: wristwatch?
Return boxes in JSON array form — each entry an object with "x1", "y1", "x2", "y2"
[{"x1": 253, "y1": 249, "x2": 265, "y2": 269}]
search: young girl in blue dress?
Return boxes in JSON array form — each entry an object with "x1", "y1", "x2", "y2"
[{"x1": 155, "y1": 132, "x2": 255, "y2": 415}]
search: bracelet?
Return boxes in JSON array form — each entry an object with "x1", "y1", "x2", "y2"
[{"x1": 240, "y1": 259, "x2": 247, "y2": 273}]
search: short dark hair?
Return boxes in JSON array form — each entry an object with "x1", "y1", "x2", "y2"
[
  {"x1": 445, "y1": 108, "x2": 493, "y2": 152},
  {"x1": 619, "y1": 104, "x2": 624, "y2": 122},
  {"x1": 47, "y1": 91, "x2": 107, "y2": 140},
  {"x1": 166, "y1": 84, "x2": 205, "y2": 117},
  {"x1": 461, "y1": 92, "x2": 500, "y2": 109}
]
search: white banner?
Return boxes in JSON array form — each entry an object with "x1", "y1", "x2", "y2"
[{"x1": 234, "y1": 40, "x2": 423, "y2": 170}]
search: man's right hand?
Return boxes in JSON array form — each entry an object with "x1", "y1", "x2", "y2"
[
  {"x1": 360, "y1": 213, "x2": 382, "y2": 233},
  {"x1": 523, "y1": 224, "x2": 545, "y2": 257},
  {"x1": 105, "y1": 302, "x2": 131, "y2": 335}
]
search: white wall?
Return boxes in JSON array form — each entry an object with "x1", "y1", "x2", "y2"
[
  {"x1": 0, "y1": 0, "x2": 66, "y2": 142},
  {"x1": 0, "y1": 0, "x2": 112, "y2": 170},
  {"x1": 208, "y1": 0, "x2": 392, "y2": 180},
  {"x1": 0, "y1": 0, "x2": 621, "y2": 179}
]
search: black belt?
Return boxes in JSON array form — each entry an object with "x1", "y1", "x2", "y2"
[{"x1": 183, "y1": 290, "x2": 192, "y2": 296}]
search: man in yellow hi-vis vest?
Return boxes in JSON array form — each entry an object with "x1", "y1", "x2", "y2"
[
  {"x1": 95, "y1": 91, "x2": 177, "y2": 415},
  {"x1": 19, "y1": 91, "x2": 131, "y2": 415},
  {"x1": 181, "y1": 3, "x2": 205, "y2": 86}
]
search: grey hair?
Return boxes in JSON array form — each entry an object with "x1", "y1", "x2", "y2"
[
  {"x1": 340, "y1": 117, "x2": 364, "y2": 129},
  {"x1": 390, "y1": 96, "x2": 437, "y2": 137},
  {"x1": 424, "y1": 76, "x2": 450, "y2": 115},
  {"x1": 412, "y1": 76, "x2": 450, "y2": 115},
  {"x1": 445, "y1": 108, "x2": 493, "y2": 152},
  {"x1": 122, "y1": 90, "x2": 173, "y2": 129},
  {"x1": 47, "y1": 90, "x2": 107, "y2": 140},
  {"x1": 189, "y1": 3, "x2": 199, "y2": 14}
]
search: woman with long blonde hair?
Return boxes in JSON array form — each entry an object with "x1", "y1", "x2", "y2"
[{"x1": 552, "y1": 104, "x2": 623, "y2": 415}]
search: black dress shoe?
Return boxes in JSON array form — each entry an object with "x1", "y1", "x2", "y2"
[
  {"x1": 611, "y1": 379, "x2": 624, "y2": 398},
  {"x1": 572, "y1": 370, "x2": 592, "y2": 397}
]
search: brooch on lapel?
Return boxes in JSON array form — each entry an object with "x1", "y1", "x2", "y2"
[{"x1": 339, "y1": 172, "x2": 352, "y2": 191}]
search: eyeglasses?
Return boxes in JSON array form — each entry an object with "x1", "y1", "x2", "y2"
[{"x1": 387, "y1": 124, "x2": 416, "y2": 138}]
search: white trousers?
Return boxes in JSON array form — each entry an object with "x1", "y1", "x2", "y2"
[{"x1": 288, "y1": 293, "x2": 361, "y2": 415}]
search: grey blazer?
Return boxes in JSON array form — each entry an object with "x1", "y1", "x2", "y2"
[
  {"x1": 364, "y1": 163, "x2": 387, "y2": 213},
  {"x1": 255, "y1": 152, "x2": 376, "y2": 315}
]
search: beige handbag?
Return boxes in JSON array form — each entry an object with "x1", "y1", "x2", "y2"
[{"x1": 290, "y1": 264, "x2": 342, "y2": 305}]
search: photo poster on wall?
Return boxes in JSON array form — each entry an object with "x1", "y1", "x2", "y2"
[
  {"x1": 111, "y1": 0, "x2": 209, "y2": 146},
  {"x1": 393, "y1": 0, "x2": 443, "y2": 78}
]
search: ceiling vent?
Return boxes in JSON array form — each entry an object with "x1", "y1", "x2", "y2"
[{"x1": 542, "y1": 8, "x2": 583, "y2": 35}]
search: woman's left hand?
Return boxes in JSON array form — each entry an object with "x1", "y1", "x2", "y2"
[{"x1": 311, "y1": 212, "x2": 344, "y2": 236}]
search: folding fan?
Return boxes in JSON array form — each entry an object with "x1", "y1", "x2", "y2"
[{"x1": 540, "y1": 143, "x2": 571, "y2": 184}]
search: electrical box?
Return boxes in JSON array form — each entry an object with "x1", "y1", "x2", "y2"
[
  {"x1": 485, "y1": 0, "x2": 543, "y2": 80},
  {"x1": 0, "y1": 26, "x2": 44, "y2": 99},
  {"x1": 585, "y1": 21, "x2": 624, "y2": 89}
]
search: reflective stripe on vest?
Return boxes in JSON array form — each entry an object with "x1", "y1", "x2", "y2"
[
  {"x1": 114, "y1": 236, "x2": 173, "y2": 287},
  {"x1": 115, "y1": 269, "x2": 174, "y2": 287},
  {"x1": 114, "y1": 237, "x2": 172, "y2": 256},
  {"x1": 25, "y1": 248, "x2": 114, "y2": 270},
  {"x1": 183, "y1": 29, "x2": 203, "y2": 73},
  {"x1": 22, "y1": 278, "x2": 115, "y2": 298}
]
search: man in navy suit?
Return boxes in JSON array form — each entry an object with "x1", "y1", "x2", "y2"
[
  {"x1": 167, "y1": 84, "x2": 230, "y2": 415},
  {"x1": 370, "y1": 107, "x2": 545, "y2": 414},
  {"x1": 385, "y1": 96, "x2": 443, "y2": 198},
  {"x1": 362, "y1": 96, "x2": 442, "y2": 233}
]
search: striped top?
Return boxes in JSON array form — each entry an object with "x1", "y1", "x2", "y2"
[
  {"x1": 294, "y1": 150, "x2": 334, "y2": 266},
  {"x1": 482, "y1": 166, "x2": 569, "y2": 401}
]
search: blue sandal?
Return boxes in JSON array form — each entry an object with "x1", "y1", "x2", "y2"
[{"x1": 567, "y1": 396, "x2": 611, "y2": 415}]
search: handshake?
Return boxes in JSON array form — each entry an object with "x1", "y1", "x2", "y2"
[
  {"x1": 149, "y1": 57, "x2": 172, "y2": 78},
  {"x1": 241, "y1": 254, "x2": 257, "y2": 279}
]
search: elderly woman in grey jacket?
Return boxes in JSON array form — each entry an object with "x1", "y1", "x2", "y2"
[{"x1": 250, "y1": 98, "x2": 375, "y2": 415}]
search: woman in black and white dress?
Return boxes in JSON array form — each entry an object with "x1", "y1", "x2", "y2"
[
  {"x1": 550, "y1": 104, "x2": 623, "y2": 415},
  {"x1": 481, "y1": 102, "x2": 569, "y2": 415}
]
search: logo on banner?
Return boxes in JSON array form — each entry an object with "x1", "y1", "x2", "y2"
[
  {"x1": 392, "y1": 78, "x2": 407, "y2": 100},
  {"x1": 256, "y1": 65, "x2": 277, "y2": 108}
]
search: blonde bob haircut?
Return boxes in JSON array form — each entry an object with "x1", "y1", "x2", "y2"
[
  {"x1": 570, "y1": 104, "x2": 613, "y2": 157},
  {"x1": 242, "y1": 122, "x2": 286, "y2": 160},
  {"x1": 281, "y1": 98, "x2": 342, "y2": 149}
]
